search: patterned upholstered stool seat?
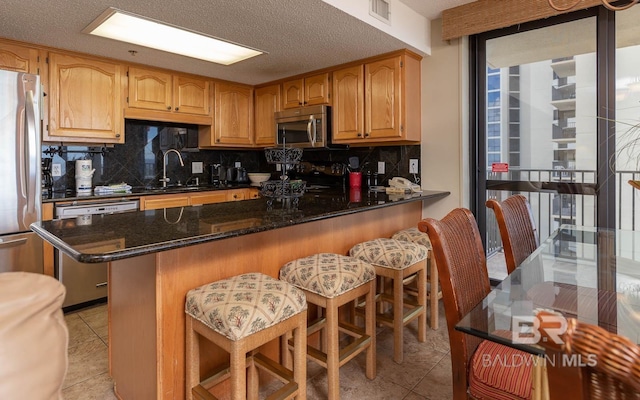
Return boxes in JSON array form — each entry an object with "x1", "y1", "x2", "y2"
[
  {"x1": 391, "y1": 227, "x2": 432, "y2": 249},
  {"x1": 279, "y1": 254, "x2": 377, "y2": 400},
  {"x1": 391, "y1": 227, "x2": 442, "y2": 330},
  {"x1": 349, "y1": 238, "x2": 428, "y2": 363},
  {"x1": 185, "y1": 273, "x2": 308, "y2": 400}
]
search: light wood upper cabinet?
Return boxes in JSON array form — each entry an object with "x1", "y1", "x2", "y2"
[
  {"x1": 332, "y1": 51, "x2": 421, "y2": 145},
  {"x1": 127, "y1": 67, "x2": 210, "y2": 116},
  {"x1": 0, "y1": 42, "x2": 40, "y2": 74},
  {"x1": 332, "y1": 65, "x2": 364, "y2": 141},
  {"x1": 254, "y1": 84, "x2": 280, "y2": 147},
  {"x1": 282, "y1": 72, "x2": 330, "y2": 109},
  {"x1": 127, "y1": 67, "x2": 172, "y2": 111},
  {"x1": 200, "y1": 82, "x2": 253, "y2": 147},
  {"x1": 47, "y1": 52, "x2": 124, "y2": 143}
]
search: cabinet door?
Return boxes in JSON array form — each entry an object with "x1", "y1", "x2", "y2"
[
  {"x1": 190, "y1": 191, "x2": 228, "y2": 206},
  {"x1": 304, "y1": 72, "x2": 330, "y2": 106},
  {"x1": 214, "y1": 82, "x2": 253, "y2": 146},
  {"x1": 254, "y1": 84, "x2": 280, "y2": 146},
  {"x1": 128, "y1": 67, "x2": 172, "y2": 111},
  {"x1": 365, "y1": 56, "x2": 401, "y2": 140},
  {"x1": 282, "y1": 78, "x2": 303, "y2": 109},
  {"x1": 332, "y1": 65, "x2": 364, "y2": 141},
  {"x1": 174, "y1": 75, "x2": 210, "y2": 115},
  {"x1": 48, "y1": 53, "x2": 124, "y2": 143},
  {"x1": 0, "y1": 42, "x2": 40, "y2": 74},
  {"x1": 227, "y1": 189, "x2": 246, "y2": 201},
  {"x1": 140, "y1": 195, "x2": 189, "y2": 210}
]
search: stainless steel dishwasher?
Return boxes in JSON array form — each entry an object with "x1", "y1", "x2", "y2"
[{"x1": 54, "y1": 200, "x2": 139, "y2": 308}]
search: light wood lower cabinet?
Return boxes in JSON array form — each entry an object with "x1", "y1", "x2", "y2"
[
  {"x1": 42, "y1": 203, "x2": 54, "y2": 277},
  {"x1": 139, "y1": 188, "x2": 259, "y2": 210}
]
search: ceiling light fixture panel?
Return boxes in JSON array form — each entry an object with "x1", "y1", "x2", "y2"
[{"x1": 83, "y1": 8, "x2": 264, "y2": 65}]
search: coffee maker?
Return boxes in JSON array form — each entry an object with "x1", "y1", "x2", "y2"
[{"x1": 41, "y1": 158, "x2": 53, "y2": 194}]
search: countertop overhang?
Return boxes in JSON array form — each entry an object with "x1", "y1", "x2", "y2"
[{"x1": 32, "y1": 188, "x2": 449, "y2": 263}]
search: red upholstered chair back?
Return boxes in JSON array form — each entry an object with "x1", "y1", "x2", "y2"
[
  {"x1": 418, "y1": 208, "x2": 490, "y2": 400},
  {"x1": 486, "y1": 195, "x2": 539, "y2": 274}
]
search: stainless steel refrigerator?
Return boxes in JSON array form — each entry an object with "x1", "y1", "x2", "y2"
[{"x1": 0, "y1": 70, "x2": 43, "y2": 273}]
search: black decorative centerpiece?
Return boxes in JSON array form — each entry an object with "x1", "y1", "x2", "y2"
[{"x1": 261, "y1": 146, "x2": 306, "y2": 208}]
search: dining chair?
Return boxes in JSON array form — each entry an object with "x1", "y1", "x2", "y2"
[
  {"x1": 536, "y1": 311, "x2": 640, "y2": 399},
  {"x1": 486, "y1": 194, "x2": 539, "y2": 274},
  {"x1": 418, "y1": 208, "x2": 533, "y2": 400}
]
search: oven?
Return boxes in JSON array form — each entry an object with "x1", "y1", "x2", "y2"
[{"x1": 54, "y1": 200, "x2": 139, "y2": 308}]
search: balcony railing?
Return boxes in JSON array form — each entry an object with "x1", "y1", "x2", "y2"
[{"x1": 485, "y1": 169, "x2": 640, "y2": 258}]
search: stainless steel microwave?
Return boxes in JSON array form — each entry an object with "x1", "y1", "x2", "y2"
[{"x1": 275, "y1": 105, "x2": 345, "y2": 149}]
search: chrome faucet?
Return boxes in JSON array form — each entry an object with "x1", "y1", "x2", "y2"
[{"x1": 160, "y1": 149, "x2": 185, "y2": 188}]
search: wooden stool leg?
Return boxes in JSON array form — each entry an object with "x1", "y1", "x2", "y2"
[
  {"x1": 230, "y1": 344, "x2": 247, "y2": 400},
  {"x1": 326, "y1": 298, "x2": 340, "y2": 400},
  {"x1": 293, "y1": 312, "x2": 307, "y2": 400},
  {"x1": 429, "y1": 257, "x2": 439, "y2": 330},
  {"x1": 417, "y1": 264, "x2": 426, "y2": 343},
  {"x1": 247, "y1": 351, "x2": 259, "y2": 400},
  {"x1": 393, "y1": 270, "x2": 404, "y2": 363},
  {"x1": 282, "y1": 331, "x2": 292, "y2": 369},
  {"x1": 365, "y1": 280, "x2": 376, "y2": 380},
  {"x1": 185, "y1": 316, "x2": 199, "y2": 400}
]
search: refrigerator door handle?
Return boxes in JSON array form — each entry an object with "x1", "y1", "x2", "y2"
[
  {"x1": 23, "y1": 88, "x2": 40, "y2": 225},
  {"x1": 0, "y1": 237, "x2": 28, "y2": 248}
]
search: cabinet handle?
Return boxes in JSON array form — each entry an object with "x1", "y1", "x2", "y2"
[
  {"x1": 364, "y1": 133, "x2": 370, "y2": 137},
  {"x1": 167, "y1": 106, "x2": 172, "y2": 110},
  {"x1": 175, "y1": 107, "x2": 179, "y2": 111},
  {"x1": 357, "y1": 133, "x2": 362, "y2": 137},
  {"x1": 115, "y1": 133, "x2": 121, "y2": 138},
  {"x1": 216, "y1": 138, "x2": 220, "y2": 142}
]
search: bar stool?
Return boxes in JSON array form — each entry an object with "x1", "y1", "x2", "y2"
[
  {"x1": 279, "y1": 253, "x2": 376, "y2": 400},
  {"x1": 391, "y1": 227, "x2": 442, "y2": 330},
  {"x1": 185, "y1": 272, "x2": 308, "y2": 400},
  {"x1": 349, "y1": 238, "x2": 428, "y2": 363},
  {"x1": 0, "y1": 272, "x2": 68, "y2": 400}
]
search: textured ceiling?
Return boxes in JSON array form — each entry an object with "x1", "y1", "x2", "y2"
[{"x1": 0, "y1": 0, "x2": 473, "y2": 85}]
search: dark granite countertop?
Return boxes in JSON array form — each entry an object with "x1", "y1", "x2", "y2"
[{"x1": 31, "y1": 188, "x2": 449, "y2": 263}]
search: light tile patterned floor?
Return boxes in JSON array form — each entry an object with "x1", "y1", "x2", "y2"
[{"x1": 63, "y1": 300, "x2": 454, "y2": 400}]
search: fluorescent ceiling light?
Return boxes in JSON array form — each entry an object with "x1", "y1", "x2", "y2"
[{"x1": 83, "y1": 8, "x2": 263, "y2": 65}]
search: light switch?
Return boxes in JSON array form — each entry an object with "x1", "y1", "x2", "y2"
[
  {"x1": 192, "y1": 162, "x2": 203, "y2": 174},
  {"x1": 377, "y1": 161, "x2": 385, "y2": 174},
  {"x1": 235, "y1": 161, "x2": 242, "y2": 168}
]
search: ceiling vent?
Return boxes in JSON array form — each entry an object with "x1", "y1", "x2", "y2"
[{"x1": 369, "y1": 0, "x2": 391, "y2": 24}]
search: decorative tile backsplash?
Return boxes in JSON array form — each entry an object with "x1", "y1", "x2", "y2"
[{"x1": 43, "y1": 120, "x2": 420, "y2": 194}]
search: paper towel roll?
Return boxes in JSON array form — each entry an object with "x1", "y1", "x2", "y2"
[{"x1": 75, "y1": 160, "x2": 94, "y2": 177}]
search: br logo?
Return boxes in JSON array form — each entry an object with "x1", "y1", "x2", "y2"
[{"x1": 511, "y1": 313, "x2": 566, "y2": 345}]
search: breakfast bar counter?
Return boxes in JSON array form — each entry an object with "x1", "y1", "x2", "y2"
[{"x1": 31, "y1": 188, "x2": 449, "y2": 400}]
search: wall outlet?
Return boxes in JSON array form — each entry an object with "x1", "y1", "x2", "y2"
[
  {"x1": 235, "y1": 161, "x2": 242, "y2": 168},
  {"x1": 52, "y1": 163, "x2": 62, "y2": 177},
  {"x1": 409, "y1": 159, "x2": 419, "y2": 174},
  {"x1": 192, "y1": 161, "x2": 203, "y2": 174},
  {"x1": 377, "y1": 161, "x2": 385, "y2": 174}
]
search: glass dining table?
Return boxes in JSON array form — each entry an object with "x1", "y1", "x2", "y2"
[{"x1": 456, "y1": 225, "x2": 640, "y2": 355}]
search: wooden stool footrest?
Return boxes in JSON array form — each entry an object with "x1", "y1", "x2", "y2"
[{"x1": 290, "y1": 320, "x2": 372, "y2": 369}]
